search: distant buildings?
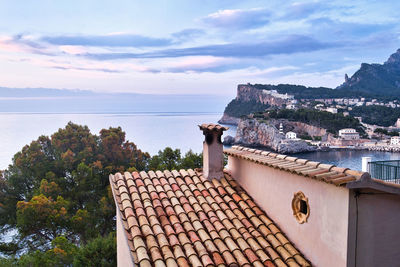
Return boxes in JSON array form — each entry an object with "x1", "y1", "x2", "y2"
[
  {"x1": 325, "y1": 107, "x2": 338, "y2": 114},
  {"x1": 285, "y1": 131, "x2": 297, "y2": 139},
  {"x1": 390, "y1": 136, "x2": 400, "y2": 146},
  {"x1": 339, "y1": 128, "x2": 360, "y2": 140},
  {"x1": 262, "y1": 89, "x2": 294, "y2": 100}
]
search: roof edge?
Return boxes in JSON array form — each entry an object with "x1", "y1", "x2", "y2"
[
  {"x1": 347, "y1": 176, "x2": 400, "y2": 195},
  {"x1": 225, "y1": 145, "x2": 368, "y2": 186}
]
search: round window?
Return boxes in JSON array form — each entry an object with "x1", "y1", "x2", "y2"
[{"x1": 292, "y1": 191, "x2": 310, "y2": 224}]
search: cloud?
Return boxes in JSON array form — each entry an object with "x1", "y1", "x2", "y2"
[
  {"x1": 281, "y1": 2, "x2": 323, "y2": 20},
  {"x1": 201, "y1": 8, "x2": 270, "y2": 29},
  {"x1": 0, "y1": 34, "x2": 53, "y2": 55},
  {"x1": 163, "y1": 56, "x2": 236, "y2": 73},
  {"x1": 84, "y1": 35, "x2": 337, "y2": 60},
  {"x1": 41, "y1": 33, "x2": 173, "y2": 47},
  {"x1": 307, "y1": 17, "x2": 397, "y2": 41},
  {"x1": 51, "y1": 66, "x2": 123, "y2": 73},
  {"x1": 172, "y1": 29, "x2": 205, "y2": 42}
]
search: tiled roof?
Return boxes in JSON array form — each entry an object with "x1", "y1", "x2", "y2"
[
  {"x1": 225, "y1": 145, "x2": 367, "y2": 186},
  {"x1": 110, "y1": 168, "x2": 310, "y2": 267}
]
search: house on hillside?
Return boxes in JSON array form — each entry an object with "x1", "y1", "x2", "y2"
[
  {"x1": 339, "y1": 128, "x2": 360, "y2": 140},
  {"x1": 110, "y1": 123, "x2": 400, "y2": 267}
]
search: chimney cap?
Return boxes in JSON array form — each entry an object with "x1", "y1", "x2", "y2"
[{"x1": 199, "y1": 123, "x2": 229, "y2": 132}]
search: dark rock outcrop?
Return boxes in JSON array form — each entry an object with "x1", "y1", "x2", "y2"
[
  {"x1": 218, "y1": 114, "x2": 240, "y2": 125},
  {"x1": 223, "y1": 135, "x2": 235, "y2": 145}
]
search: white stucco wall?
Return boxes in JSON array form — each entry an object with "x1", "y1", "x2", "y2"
[{"x1": 227, "y1": 156, "x2": 350, "y2": 267}]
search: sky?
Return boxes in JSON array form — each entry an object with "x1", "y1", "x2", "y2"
[{"x1": 0, "y1": 0, "x2": 399, "y2": 96}]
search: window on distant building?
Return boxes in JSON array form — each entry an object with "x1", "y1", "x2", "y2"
[{"x1": 292, "y1": 191, "x2": 310, "y2": 224}]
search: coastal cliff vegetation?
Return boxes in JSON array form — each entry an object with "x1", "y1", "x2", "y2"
[
  {"x1": 0, "y1": 122, "x2": 202, "y2": 266},
  {"x1": 224, "y1": 99, "x2": 270, "y2": 118},
  {"x1": 350, "y1": 105, "x2": 400, "y2": 127}
]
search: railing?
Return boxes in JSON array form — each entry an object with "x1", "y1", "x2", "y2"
[{"x1": 368, "y1": 160, "x2": 400, "y2": 184}]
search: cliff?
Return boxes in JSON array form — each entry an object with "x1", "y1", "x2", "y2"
[
  {"x1": 234, "y1": 118, "x2": 317, "y2": 154},
  {"x1": 235, "y1": 84, "x2": 287, "y2": 106},
  {"x1": 219, "y1": 84, "x2": 286, "y2": 125}
]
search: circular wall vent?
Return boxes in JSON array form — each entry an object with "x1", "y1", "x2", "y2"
[{"x1": 292, "y1": 191, "x2": 310, "y2": 224}]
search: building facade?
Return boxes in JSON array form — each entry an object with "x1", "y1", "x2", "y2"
[
  {"x1": 111, "y1": 123, "x2": 400, "y2": 267},
  {"x1": 339, "y1": 128, "x2": 360, "y2": 140},
  {"x1": 285, "y1": 131, "x2": 297, "y2": 139},
  {"x1": 390, "y1": 136, "x2": 400, "y2": 146}
]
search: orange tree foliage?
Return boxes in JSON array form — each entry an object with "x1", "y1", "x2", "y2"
[{"x1": 0, "y1": 122, "x2": 150, "y2": 251}]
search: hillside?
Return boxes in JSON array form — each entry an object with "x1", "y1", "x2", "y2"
[
  {"x1": 350, "y1": 105, "x2": 400, "y2": 127},
  {"x1": 251, "y1": 84, "x2": 366, "y2": 99},
  {"x1": 338, "y1": 49, "x2": 400, "y2": 96},
  {"x1": 220, "y1": 48, "x2": 400, "y2": 125}
]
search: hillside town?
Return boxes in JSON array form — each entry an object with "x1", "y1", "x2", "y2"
[{"x1": 264, "y1": 89, "x2": 400, "y2": 151}]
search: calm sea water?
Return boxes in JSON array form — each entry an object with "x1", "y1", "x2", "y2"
[
  {"x1": 0, "y1": 112, "x2": 236, "y2": 170},
  {"x1": 1, "y1": 112, "x2": 400, "y2": 171}
]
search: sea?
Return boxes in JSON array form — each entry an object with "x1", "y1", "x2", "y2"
[{"x1": 2, "y1": 112, "x2": 400, "y2": 171}]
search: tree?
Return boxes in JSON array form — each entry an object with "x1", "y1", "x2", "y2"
[
  {"x1": 73, "y1": 233, "x2": 116, "y2": 267},
  {"x1": 0, "y1": 122, "x2": 201, "y2": 264},
  {"x1": 0, "y1": 122, "x2": 149, "y2": 253},
  {"x1": 148, "y1": 148, "x2": 202, "y2": 171}
]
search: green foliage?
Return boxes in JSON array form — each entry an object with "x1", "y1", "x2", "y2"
[
  {"x1": 148, "y1": 148, "x2": 202, "y2": 171},
  {"x1": 224, "y1": 99, "x2": 270, "y2": 118},
  {"x1": 0, "y1": 122, "x2": 149, "y2": 254},
  {"x1": 266, "y1": 108, "x2": 365, "y2": 135},
  {"x1": 314, "y1": 136, "x2": 322, "y2": 141},
  {"x1": 350, "y1": 105, "x2": 400, "y2": 127},
  {"x1": 0, "y1": 234, "x2": 115, "y2": 267},
  {"x1": 374, "y1": 128, "x2": 399, "y2": 136},
  {"x1": 298, "y1": 134, "x2": 312, "y2": 140},
  {"x1": 0, "y1": 122, "x2": 203, "y2": 264},
  {"x1": 73, "y1": 232, "x2": 116, "y2": 267}
]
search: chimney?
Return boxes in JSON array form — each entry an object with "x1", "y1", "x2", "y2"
[{"x1": 199, "y1": 123, "x2": 228, "y2": 180}]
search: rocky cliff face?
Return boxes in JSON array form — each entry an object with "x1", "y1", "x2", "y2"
[
  {"x1": 283, "y1": 121, "x2": 329, "y2": 138},
  {"x1": 234, "y1": 118, "x2": 317, "y2": 153},
  {"x1": 236, "y1": 84, "x2": 286, "y2": 106},
  {"x1": 219, "y1": 84, "x2": 286, "y2": 125}
]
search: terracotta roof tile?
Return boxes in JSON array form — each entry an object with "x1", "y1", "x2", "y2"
[
  {"x1": 110, "y1": 168, "x2": 311, "y2": 266},
  {"x1": 225, "y1": 146, "x2": 365, "y2": 187}
]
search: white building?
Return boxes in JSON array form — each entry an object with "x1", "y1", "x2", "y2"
[
  {"x1": 339, "y1": 128, "x2": 360, "y2": 140},
  {"x1": 286, "y1": 131, "x2": 297, "y2": 139},
  {"x1": 262, "y1": 89, "x2": 294, "y2": 100},
  {"x1": 395, "y1": 118, "x2": 400, "y2": 128},
  {"x1": 325, "y1": 107, "x2": 338, "y2": 114},
  {"x1": 390, "y1": 136, "x2": 400, "y2": 146}
]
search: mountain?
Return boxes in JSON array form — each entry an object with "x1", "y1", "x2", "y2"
[{"x1": 337, "y1": 49, "x2": 400, "y2": 96}]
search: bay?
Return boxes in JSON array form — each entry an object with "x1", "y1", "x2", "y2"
[
  {"x1": 0, "y1": 112, "x2": 237, "y2": 170},
  {"x1": 1, "y1": 112, "x2": 400, "y2": 171}
]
